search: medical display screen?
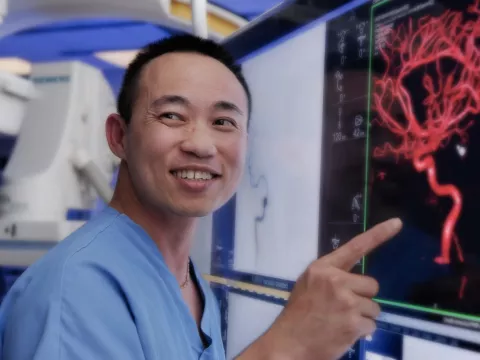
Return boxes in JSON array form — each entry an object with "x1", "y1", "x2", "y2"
[
  {"x1": 321, "y1": 1, "x2": 371, "y2": 272},
  {"x1": 322, "y1": 0, "x2": 480, "y2": 332},
  {"x1": 209, "y1": 0, "x2": 480, "y2": 358},
  {"x1": 366, "y1": 318, "x2": 480, "y2": 359},
  {"x1": 364, "y1": 0, "x2": 480, "y2": 330}
]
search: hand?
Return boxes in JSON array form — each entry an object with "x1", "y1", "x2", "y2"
[{"x1": 245, "y1": 218, "x2": 402, "y2": 360}]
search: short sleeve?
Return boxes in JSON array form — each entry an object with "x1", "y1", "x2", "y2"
[{"x1": 1, "y1": 262, "x2": 145, "y2": 360}]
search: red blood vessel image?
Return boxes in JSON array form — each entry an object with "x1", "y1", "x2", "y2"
[{"x1": 371, "y1": 0, "x2": 480, "y2": 270}]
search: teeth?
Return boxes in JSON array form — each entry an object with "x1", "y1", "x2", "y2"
[{"x1": 173, "y1": 170, "x2": 214, "y2": 180}]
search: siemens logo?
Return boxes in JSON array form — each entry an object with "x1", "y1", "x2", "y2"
[{"x1": 31, "y1": 75, "x2": 70, "y2": 84}]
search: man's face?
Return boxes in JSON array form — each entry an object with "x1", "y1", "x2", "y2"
[{"x1": 124, "y1": 52, "x2": 248, "y2": 217}]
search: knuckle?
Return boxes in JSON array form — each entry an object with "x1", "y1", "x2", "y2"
[
  {"x1": 327, "y1": 272, "x2": 343, "y2": 288},
  {"x1": 340, "y1": 292, "x2": 357, "y2": 311},
  {"x1": 303, "y1": 264, "x2": 324, "y2": 288},
  {"x1": 334, "y1": 288, "x2": 357, "y2": 313},
  {"x1": 305, "y1": 264, "x2": 337, "y2": 286},
  {"x1": 304, "y1": 263, "x2": 320, "y2": 284}
]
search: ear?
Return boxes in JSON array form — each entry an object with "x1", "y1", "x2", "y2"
[{"x1": 106, "y1": 113, "x2": 128, "y2": 160}]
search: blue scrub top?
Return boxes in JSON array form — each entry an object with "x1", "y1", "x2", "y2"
[{"x1": 0, "y1": 207, "x2": 226, "y2": 360}]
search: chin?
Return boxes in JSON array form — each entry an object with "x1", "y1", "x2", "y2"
[
  {"x1": 170, "y1": 199, "x2": 217, "y2": 217},
  {"x1": 168, "y1": 193, "x2": 234, "y2": 218}
]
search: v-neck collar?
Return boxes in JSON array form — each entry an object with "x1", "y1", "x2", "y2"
[{"x1": 108, "y1": 207, "x2": 214, "y2": 352}]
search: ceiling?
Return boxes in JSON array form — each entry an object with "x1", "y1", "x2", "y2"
[{"x1": 0, "y1": 0, "x2": 283, "y2": 94}]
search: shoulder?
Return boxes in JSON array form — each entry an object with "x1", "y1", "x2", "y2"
[
  {"x1": 9, "y1": 208, "x2": 122, "y2": 288},
  {"x1": 1, "y1": 208, "x2": 129, "y2": 327}
]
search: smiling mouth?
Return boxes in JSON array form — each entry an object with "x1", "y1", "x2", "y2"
[{"x1": 170, "y1": 170, "x2": 221, "y2": 181}]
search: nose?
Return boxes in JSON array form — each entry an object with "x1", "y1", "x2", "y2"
[{"x1": 180, "y1": 123, "x2": 217, "y2": 158}]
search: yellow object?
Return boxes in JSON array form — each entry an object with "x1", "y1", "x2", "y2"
[
  {"x1": 95, "y1": 50, "x2": 139, "y2": 68},
  {"x1": 0, "y1": 57, "x2": 32, "y2": 75},
  {"x1": 170, "y1": 1, "x2": 241, "y2": 36},
  {"x1": 203, "y1": 274, "x2": 291, "y2": 301}
]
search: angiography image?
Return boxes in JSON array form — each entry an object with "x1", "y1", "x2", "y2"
[{"x1": 365, "y1": 0, "x2": 480, "y2": 318}]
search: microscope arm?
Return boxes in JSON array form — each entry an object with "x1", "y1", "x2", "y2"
[{"x1": 70, "y1": 148, "x2": 114, "y2": 204}]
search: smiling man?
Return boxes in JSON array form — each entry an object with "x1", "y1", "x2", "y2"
[{"x1": 0, "y1": 35, "x2": 402, "y2": 360}]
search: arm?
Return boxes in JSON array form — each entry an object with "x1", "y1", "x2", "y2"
[{"x1": 2, "y1": 263, "x2": 144, "y2": 360}]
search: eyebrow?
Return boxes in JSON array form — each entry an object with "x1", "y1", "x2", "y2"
[
  {"x1": 150, "y1": 95, "x2": 190, "y2": 109},
  {"x1": 213, "y1": 101, "x2": 244, "y2": 116},
  {"x1": 150, "y1": 95, "x2": 244, "y2": 116}
]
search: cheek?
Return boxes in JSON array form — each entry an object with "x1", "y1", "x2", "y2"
[
  {"x1": 222, "y1": 137, "x2": 247, "y2": 179},
  {"x1": 126, "y1": 128, "x2": 169, "y2": 173}
]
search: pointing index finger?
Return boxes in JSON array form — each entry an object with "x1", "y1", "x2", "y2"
[{"x1": 326, "y1": 218, "x2": 403, "y2": 270}]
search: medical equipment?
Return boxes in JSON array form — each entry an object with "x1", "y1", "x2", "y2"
[
  {"x1": 0, "y1": 61, "x2": 117, "y2": 242},
  {"x1": 0, "y1": 0, "x2": 6, "y2": 24},
  {"x1": 0, "y1": 71, "x2": 35, "y2": 136},
  {"x1": 206, "y1": 0, "x2": 480, "y2": 358},
  {"x1": 0, "y1": 0, "x2": 234, "y2": 41}
]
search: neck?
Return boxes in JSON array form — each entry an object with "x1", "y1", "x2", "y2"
[{"x1": 109, "y1": 163, "x2": 197, "y2": 284}]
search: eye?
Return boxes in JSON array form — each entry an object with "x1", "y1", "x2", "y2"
[
  {"x1": 160, "y1": 112, "x2": 183, "y2": 121},
  {"x1": 213, "y1": 118, "x2": 236, "y2": 127}
]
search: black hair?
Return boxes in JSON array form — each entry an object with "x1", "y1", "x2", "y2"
[{"x1": 117, "y1": 34, "x2": 252, "y2": 124}]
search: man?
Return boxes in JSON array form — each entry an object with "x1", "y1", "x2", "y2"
[{"x1": 0, "y1": 35, "x2": 402, "y2": 359}]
